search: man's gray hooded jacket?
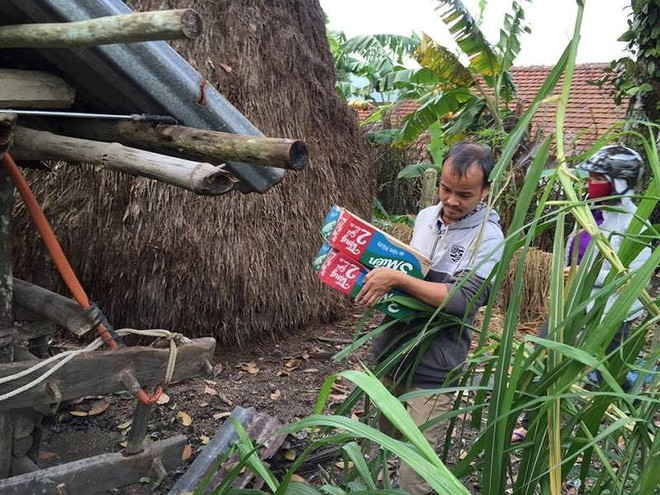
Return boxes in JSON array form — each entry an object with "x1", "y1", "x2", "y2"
[{"x1": 373, "y1": 202, "x2": 504, "y2": 388}]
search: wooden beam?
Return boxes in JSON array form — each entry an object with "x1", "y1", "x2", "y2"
[
  {"x1": 0, "y1": 10, "x2": 203, "y2": 49},
  {"x1": 33, "y1": 119, "x2": 309, "y2": 171},
  {"x1": 0, "y1": 161, "x2": 15, "y2": 478},
  {"x1": 0, "y1": 337, "x2": 215, "y2": 411},
  {"x1": 13, "y1": 279, "x2": 96, "y2": 337},
  {"x1": 11, "y1": 126, "x2": 236, "y2": 195},
  {"x1": 0, "y1": 434, "x2": 187, "y2": 494},
  {"x1": 0, "y1": 70, "x2": 75, "y2": 109}
]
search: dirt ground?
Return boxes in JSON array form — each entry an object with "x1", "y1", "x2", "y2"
[{"x1": 37, "y1": 310, "x2": 377, "y2": 494}]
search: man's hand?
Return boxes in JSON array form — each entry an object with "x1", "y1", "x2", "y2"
[
  {"x1": 354, "y1": 268, "x2": 402, "y2": 307},
  {"x1": 564, "y1": 265, "x2": 578, "y2": 280}
]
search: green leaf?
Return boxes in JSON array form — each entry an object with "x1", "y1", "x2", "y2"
[
  {"x1": 433, "y1": 0, "x2": 501, "y2": 77},
  {"x1": 397, "y1": 162, "x2": 440, "y2": 179}
]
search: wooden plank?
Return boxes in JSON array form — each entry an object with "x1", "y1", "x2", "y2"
[
  {"x1": 12, "y1": 126, "x2": 236, "y2": 196},
  {"x1": 0, "y1": 70, "x2": 74, "y2": 109},
  {"x1": 0, "y1": 10, "x2": 202, "y2": 49},
  {"x1": 0, "y1": 337, "x2": 215, "y2": 411},
  {"x1": 13, "y1": 279, "x2": 95, "y2": 337},
  {"x1": 0, "y1": 434, "x2": 187, "y2": 494}
]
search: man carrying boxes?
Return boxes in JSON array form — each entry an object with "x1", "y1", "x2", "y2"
[{"x1": 355, "y1": 142, "x2": 504, "y2": 494}]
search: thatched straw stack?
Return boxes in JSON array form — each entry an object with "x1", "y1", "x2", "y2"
[
  {"x1": 498, "y1": 247, "x2": 552, "y2": 324},
  {"x1": 12, "y1": 0, "x2": 374, "y2": 345}
]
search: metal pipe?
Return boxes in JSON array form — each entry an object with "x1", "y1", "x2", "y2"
[{"x1": 0, "y1": 109, "x2": 178, "y2": 125}]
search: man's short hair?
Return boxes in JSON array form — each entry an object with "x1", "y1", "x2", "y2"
[{"x1": 442, "y1": 142, "x2": 493, "y2": 187}]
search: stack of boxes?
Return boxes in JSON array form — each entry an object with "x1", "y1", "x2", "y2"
[{"x1": 314, "y1": 205, "x2": 432, "y2": 319}]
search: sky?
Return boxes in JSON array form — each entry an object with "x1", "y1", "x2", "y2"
[{"x1": 319, "y1": 0, "x2": 632, "y2": 66}]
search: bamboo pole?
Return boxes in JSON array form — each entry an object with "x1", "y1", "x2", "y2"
[
  {"x1": 11, "y1": 126, "x2": 236, "y2": 196},
  {"x1": 31, "y1": 119, "x2": 309, "y2": 171},
  {"x1": 0, "y1": 9, "x2": 203, "y2": 49}
]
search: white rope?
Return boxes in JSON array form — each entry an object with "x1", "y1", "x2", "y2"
[{"x1": 0, "y1": 328, "x2": 189, "y2": 403}]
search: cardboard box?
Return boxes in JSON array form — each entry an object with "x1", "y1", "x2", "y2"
[
  {"x1": 321, "y1": 205, "x2": 431, "y2": 279},
  {"x1": 315, "y1": 247, "x2": 417, "y2": 319}
]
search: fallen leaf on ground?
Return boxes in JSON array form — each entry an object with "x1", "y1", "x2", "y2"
[
  {"x1": 87, "y1": 400, "x2": 109, "y2": 416},
  {"x1": 289, "y1": 474, "x2": 306, "y2": 483},
  {"x1": 212, "y1": 363, "x2": 224, "y2": 376},
  {"x1": 156, "y1": 393, "x2": 170, "y2": 405},
  {"x1": 204, "y1": 386, "x2": 218, "y2": 396},
  {"x1": 213, "y1": 411, "x2": 231, "y2": 420},
  {"x1": 200, "y1": 435, "x2": 210, "y2": 445},
  {"x1": 182, "y1": 444, "x2": 193, "y2": 461},
  {"x1": 69, "y1": 410, "x2": 88, "y2": 417},
  {"x1": 38, "y1": 451, "x2": 57, "y2": 460},
  {"x1": 284, "y1": 358, "x2": 302, "y2": 371},
  {"x1": 284, "y1": 449, "x2": 297, "y2": 461},
  {"x1": 240, "y1": 362, "x2": 259, "y2": 374},
  {"x1": 335, "y1": 461, "x2": 354, "y2": 469},
  {"x1": 270, "y1": 389, "x2": 281, "y2": 400},
  {"x1": 177, "y1": 411, "x2": 193, "y2": 426},
  {"x1": 117, "y1": 420, "x2": 132, "y2": 430}
]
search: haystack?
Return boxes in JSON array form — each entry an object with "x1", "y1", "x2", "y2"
[
  {"x1": 498, "y1": 247, "x2": 552, "y2": 324},
  {"x1": 12, "y1": 0, "x2": 374, "y2": 345}
]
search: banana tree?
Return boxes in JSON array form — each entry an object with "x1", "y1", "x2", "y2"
[
  {"x1": 396, "y1": 0, "x2": 530, "y2": 146},
  {"x1": 327, "y1": 31, "x2": 421, "y2": 108}
]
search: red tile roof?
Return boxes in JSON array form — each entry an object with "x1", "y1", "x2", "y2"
[
  {"x1": 510, "y1": 64, "x2": 625, "y2": 151},
  {"x1": 354, "y1": 64, "x2": 625, "y2": 152}
]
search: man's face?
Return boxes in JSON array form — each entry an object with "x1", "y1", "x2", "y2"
[{"x1": 438, "y1": 159, "x2": 488, "y2": 223}]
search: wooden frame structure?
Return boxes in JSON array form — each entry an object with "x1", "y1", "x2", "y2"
[{"x1": 0, "y1": 6, "x2": 305, "y2": 493}]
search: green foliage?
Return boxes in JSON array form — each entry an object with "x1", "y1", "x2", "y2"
[
  {"x1": 597, "y1": 0, "x2": 659, "y2": 120},
  {"x1": 327, "y1": 31, "x2": 421, "y2": 105}
]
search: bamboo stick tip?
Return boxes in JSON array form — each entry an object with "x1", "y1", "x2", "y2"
[
  {"x1": 290, "y1": 141, "x2": 308, "y2": 171},
  {"x1": 180, "y1": 9, "x2": 203, "y2": 39}
]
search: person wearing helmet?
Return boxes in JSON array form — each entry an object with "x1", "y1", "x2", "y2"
[{"x1": 511, "y1": 145, "x2": 652, "y2": 444}]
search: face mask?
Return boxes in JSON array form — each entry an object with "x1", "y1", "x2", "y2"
[{"x1": 587, "y1": 180, "x2": 612, "y2": 199}]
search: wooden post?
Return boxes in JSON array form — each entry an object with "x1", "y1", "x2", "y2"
[
  {"x1": 0, "y1": 156, "x2": 15, "y2": 478},
  {"x1": 13, "y1": 279, "x2": 97, "y2": 337},
  {"x1": 419, "y1": 168, "x2": 438, "y2": 210},
  {"x1": 0, "y1": 70, "x2": 75, "y2": 109},
  {"x1": 0, "y1": 114, "x2": 17, "y2": 153},
  {"x1": 28, "y1": 119, "x2": 309, "y2": 171},
  {"x1": 12, "y1": 126, "x2": 236, "y2": 196},
  {"x1": 0, "y1": 10, "x2": 203, "y2": 48}
]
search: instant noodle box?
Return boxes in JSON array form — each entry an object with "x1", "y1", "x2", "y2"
[
  {"x1": 321, "y1": 204, "x2": 431, "y2": 279},
  {"x1": 315, "y1": 246, "x2": 418, "y2": 319}
]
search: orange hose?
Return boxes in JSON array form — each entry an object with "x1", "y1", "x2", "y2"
[
  {"x1": 2, "y1": 153, "x2": 163, "y2": 405},
  {"x1": 1, "y1": 153, "x2": 118, "y2": 349}
]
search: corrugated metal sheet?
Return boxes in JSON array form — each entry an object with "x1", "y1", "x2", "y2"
[{"x1": 0, "y1": 0, "x2": 284, "y2": 193}]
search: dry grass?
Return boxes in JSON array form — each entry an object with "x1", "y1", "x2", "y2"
[
  {"x1": 12, "y1": 0, "x2": 374, "y2": 345},
  {"x1": 497, "y1": 247, "x2": 552, "y2": 325}
]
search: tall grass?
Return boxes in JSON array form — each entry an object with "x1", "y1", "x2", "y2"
[{"x1": 204, "y1": 1, "x2": 659, "y2": 493}]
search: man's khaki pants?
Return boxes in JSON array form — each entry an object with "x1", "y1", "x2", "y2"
[{"x1": 379, "y1": 377, "x2": 453, "y2": 495}]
